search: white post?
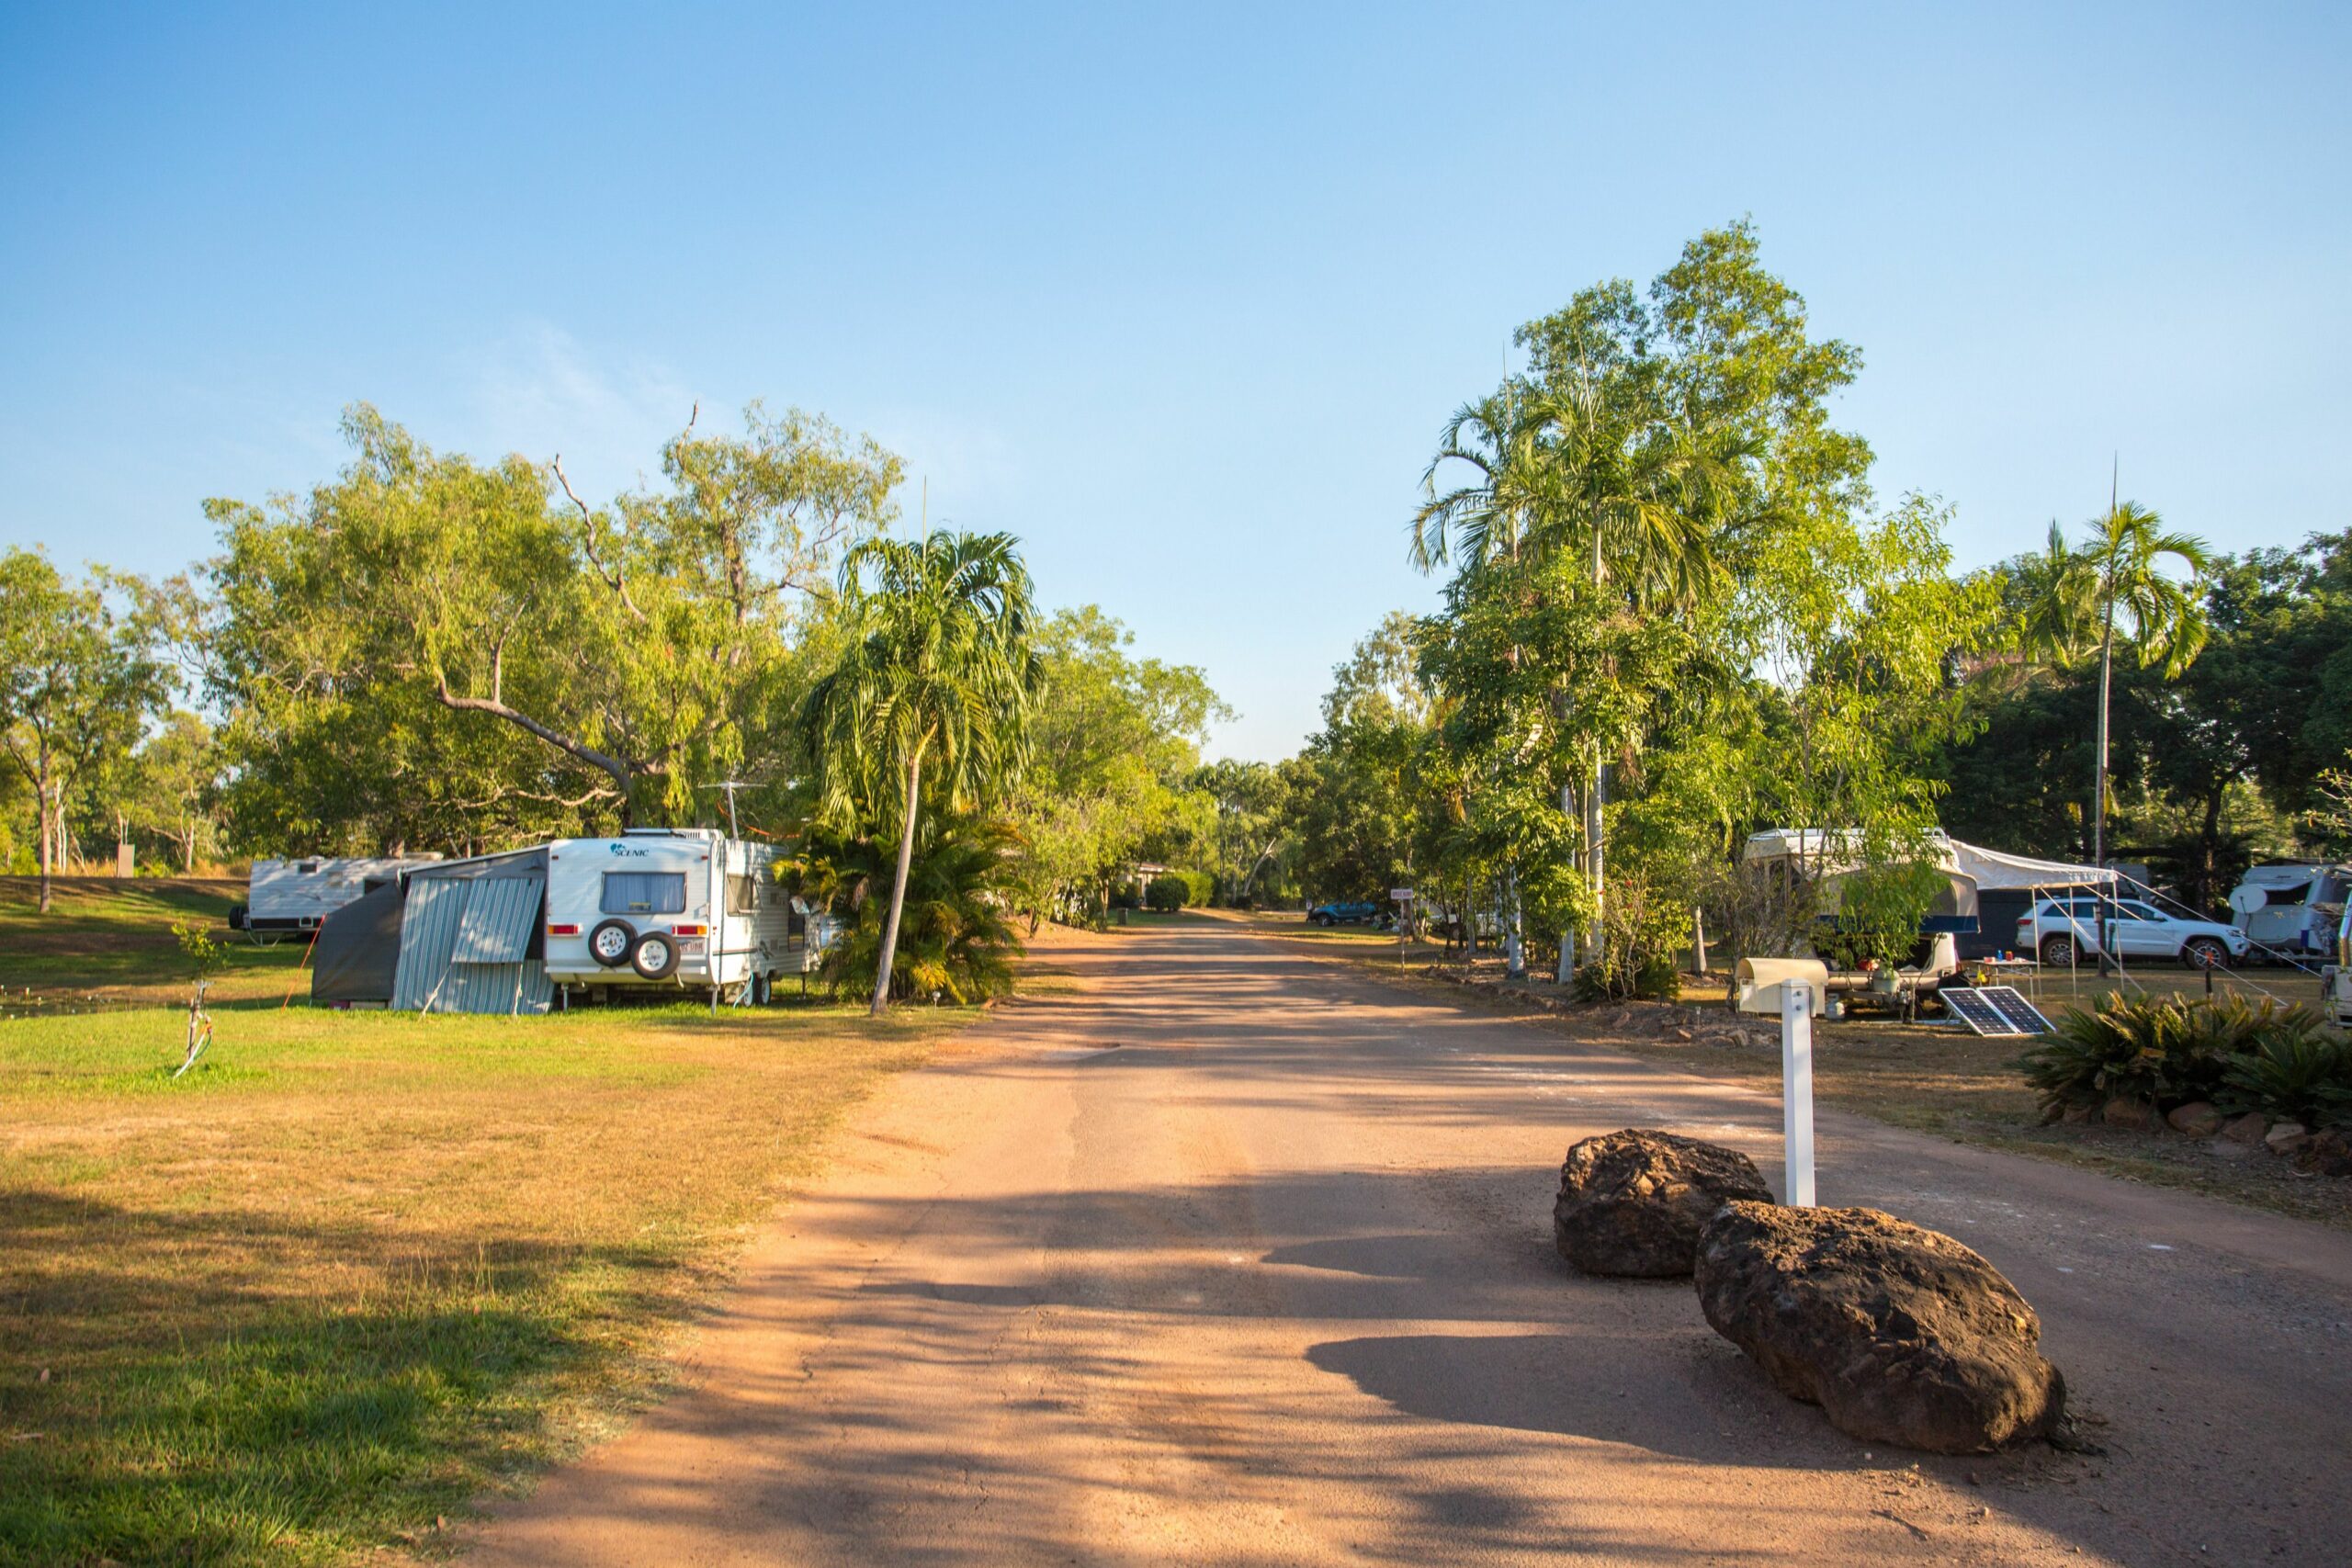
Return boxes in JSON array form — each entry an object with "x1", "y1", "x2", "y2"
[{"x1": 1781, "y1": 984, "x2": 1816, "y2": 1207}]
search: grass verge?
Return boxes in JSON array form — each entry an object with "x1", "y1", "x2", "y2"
[{"x1": 0, "y1": 995, "x2": 982, "y2": 1565}]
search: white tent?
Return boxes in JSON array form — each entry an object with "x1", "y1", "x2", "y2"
[
  {"x1": 1944, "y1": 839, "x2": 2115, "y2": 891},
  {"x1": 1741, "y1": 829, "x2": 2114, "y2": 889}
]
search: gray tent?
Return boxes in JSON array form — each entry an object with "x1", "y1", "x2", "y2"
[
  {"x1": 306, "y1": 846, "x2": 558, "y2": 1014},
  {"x1": 310, "y1": 877, "x2": 407, "y2": 1004},
  {"x1": 390, "y1": 847, "x2": 554, "y2": 1015}
]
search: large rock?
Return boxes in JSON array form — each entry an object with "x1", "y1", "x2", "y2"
[
  {"x1": 2298, "y1": 1129, "x2": 2352, "y2": 1178},
  {"x1": 2165, "y1": 1100, "x2": 2223, "y2": 1137},
  {"x1": 1553, "y1": 1129, "x2": 1776, "y2": 1277},
  {"x1": 2219, "y1": 1111, "x2": 2269, "y2": 1147},
  {"x1": 1694, "y1": 1201, "x2": 2065, "y2": 1453},
  {"x1": 2265, "y1": 1121, "x2": 2312, "y2": 1156}
]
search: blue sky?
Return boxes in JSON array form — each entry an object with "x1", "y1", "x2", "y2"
[{"x1": 2, "y1": 2, "x2": 2346, "y2": 758}]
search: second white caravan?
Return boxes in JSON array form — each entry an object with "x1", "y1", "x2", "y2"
[{"x1": 541, "y1": 828, "x2": 837, "y2": 1002}]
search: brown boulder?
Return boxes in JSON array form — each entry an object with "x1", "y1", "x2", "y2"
[
  {"x1": 1694, "y1": 1201, "x2": 2065, "y2": 1453},
  {"x1": 2264, "y1": 1121, "x2": 2312, "y2": 1156},
  {"x1": 2165, "y1": 1100, "x2": 2223, "y2": 1137},
  {"x1": 1553, "y1": 1129, "x2": 1776, "y2": 1278},
  {"x1": 2101, "y1": 1096, "x2": 2156, "y2": 1130},
  {"x1": 2297, "y1": 1129, "x2": 2352, "y2": 1178},
  {"x1": 2219, "y1": 1111, "x2": 2269, "y2": 1146}
]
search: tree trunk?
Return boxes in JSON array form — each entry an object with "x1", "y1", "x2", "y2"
[
  {"x1": 2093, "y1": 595, "x2": 2117, "y2": 974},
  {"x1": 1588, "y1": 748, "x2": 1607, "y2": 966},
  {"x1": 35, "y1": 747, "x2": 53, "y2": 915},
  {"x1": 1462, "y1": 871, "x2": 1476, "y2": 966},
  {"x1": 1556, "y1": 780, "x2": 1577, "y2": 984},
  {"x1": 1504, "y1": 862, "x2": 1524, "y2": 980},
  {"x1": 872, "y1": 753, "x2": 922, "y2": 1017},
  {"x1": 2198, "y1": 786, "x2": 2224, "y2": 913}
]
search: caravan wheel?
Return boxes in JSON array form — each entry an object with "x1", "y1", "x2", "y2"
[
  {"x1": 751, "y1": 971, "x2": 775, "y2": 1007},
  {"x1": 630, "y1": 931, "x2": 681, "y2": 981},
  {"x1": 588, "y1": 919, "x2": 637, "y2": 967}
]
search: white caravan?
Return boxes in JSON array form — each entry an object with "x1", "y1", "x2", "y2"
[
  {"x1": 2227, "y1": 862, "x2": 2351, "y2": 959},
  {"x1": 234, "y1": 855, "x2": 441, "y2": 942},
  {"x1": 2331, "y1": 904, "x2": 2352, "y2": 1028},
  {"x1": 540, "y1": 828, "x2": 835, "y2": 1002}
]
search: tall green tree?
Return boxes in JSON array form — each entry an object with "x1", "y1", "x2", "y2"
[
  {"x1": 1007, "y1": 606, "x2": 1224, "y2": 924},
  {"x1": 800, "y1": 531, "x2": 1040, "y2": 1015},
  {"x1": 2018, "y1": 501, "x2": 2211, "y2": 880},
  {"x1": 207, "y1": 403, "x2": 896, "y2": 850},
  {"x1": 0, "y1": 549, "x2": 172, "y2": 909}
]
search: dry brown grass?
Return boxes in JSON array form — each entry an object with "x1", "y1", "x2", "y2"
[{"x1": 1, "y1": 992, "x2": 989, "y2": 1564}]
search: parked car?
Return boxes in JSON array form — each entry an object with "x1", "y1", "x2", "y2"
[
  {"x1": 2016, "y1": 895, "x2": 2249, "y2": 969},
  {"x1": 1307, "y1": 900, "x2": 1385, "y2": 928}
]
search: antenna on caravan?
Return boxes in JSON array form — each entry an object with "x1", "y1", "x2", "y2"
[{"x1": 707, "y1": 780, "x2": 748, "y2": 838}]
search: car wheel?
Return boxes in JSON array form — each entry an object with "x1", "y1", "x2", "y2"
[
  {"x1": 2039, "y1": 934, "x2": 2077, "y2": 967},
  {"x1": 1311, "y1": 914, "x2": 1330, "y2": 927},
  {"x1": 588, "y1": 918, "x2": 637, "y2": 968},
  {"x1": 630, "y1": 931, "x2": 680, "y2": 981},
  {"x1": 2183, "y1": 937, "x2": 2229, "y2": 970}
]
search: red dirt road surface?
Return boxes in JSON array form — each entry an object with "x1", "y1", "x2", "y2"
[{"x1": 463, "y1": 919, "x2": 2352, "y2": 1566}]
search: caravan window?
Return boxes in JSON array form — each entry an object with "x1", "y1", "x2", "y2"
[
  {"x1": 726, "y1": 874, "x2": 761, "y2": 915},
  {"x1": 602, "y1": 872, "x2": 686, "y2": 915}
]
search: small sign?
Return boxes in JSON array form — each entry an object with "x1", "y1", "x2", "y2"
[{"x1": 1389, "y1": 888, "x2": 1415, "y2": 901}]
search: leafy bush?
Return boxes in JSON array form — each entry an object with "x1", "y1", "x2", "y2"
[
  {"x1": 2220, "y1": 1024, "x2": 2352, "y2": 1128},
  {"x1": 1573, "y1": 874, "x2": 1688, "y2": 1002},
  {"x1": 796, "y1": 815, "x2": 1025, "y2": 1004},
  {"x1": 1144, "y1": 874, "x2": 1190, "y2": 912},
  {"x1": 2017, "y1": 992, "x2": 2346, "y2": 1122}
]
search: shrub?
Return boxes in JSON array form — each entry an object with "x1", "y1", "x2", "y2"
[
  {"x1": 1573, "y1": 953, "x2": 1681, "y2": 1004},
  {"x1": 2018, "y1": 992, "x2": 2345, "y2": 1122},
  {"x1": 1574, "y1": 875, "x2": 1688, "y2": 1003},
  {"x1": 1144, "y1": 874, "x2": 1189, "y2": 912},
  {"x1": 805, "y1": 815, "x2": 1026, "y2": 1004},
  {"x1": 2220, "y1": 1022, "x2": 2352, "y2": 1128}
]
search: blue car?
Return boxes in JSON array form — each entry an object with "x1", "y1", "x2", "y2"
[{"x1": 1308, "y1": 900, "x2": 1385, "y2": 928}]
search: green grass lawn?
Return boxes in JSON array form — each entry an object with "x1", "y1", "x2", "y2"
[
  {"x1": 0, "y1": 877, "x2": 309, "y2": 1010},
  {"x1": 1, "y1": 979, "x2": 983, "y2": 1564}
]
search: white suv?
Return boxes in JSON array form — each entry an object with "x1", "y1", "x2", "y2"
[{"x1": 2017, "y1": 896, "x2": 2250, "y2": 969}]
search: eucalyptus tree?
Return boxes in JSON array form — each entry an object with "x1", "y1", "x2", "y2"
[
  {"x1": 207, "y1": 403, "x2": 899, "y2": 849},
  {"x1": 0, "y1": 549, "x2": 172, "y2": 909},
  {"x1": 1007, "y1": 605, "x2": 1225, "y2": 924},
  {"x1": 799, "y1": 530, "x2": 1041, "y2": 1015}
]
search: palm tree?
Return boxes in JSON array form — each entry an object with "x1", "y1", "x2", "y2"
[
  {"x1": 1413, "y1": 371, "x2": 1736, "y2": 979},
  {"x1": 800, "y1": 530, "x2": 1040, "y2": 1016},
  {"x1": 2018, "y1": 501, "x2": 2210, "y2": 964}
]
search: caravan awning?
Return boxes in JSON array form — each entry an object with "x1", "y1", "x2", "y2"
[
  {"x1": 1944, "y1": 840, "x2": 2115, "y2": 891},
  {"x1": 1743, "y1": 829, "x2": 2115, "y2": 889}
]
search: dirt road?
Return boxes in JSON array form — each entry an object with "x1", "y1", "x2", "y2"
[{"x1": 466, "y1": 919, "x2": 2352, "y2": 1566}]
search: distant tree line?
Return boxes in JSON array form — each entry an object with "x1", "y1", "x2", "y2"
[{"x1": 0, "y1": 403, "x2": 1272, "y2": 1005}]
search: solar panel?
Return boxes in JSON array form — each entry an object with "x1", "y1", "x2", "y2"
[
  {"x1": 1978, "y1": 985, "x2": 2053, "y2": 1035},
  {"x1": 1942, "y1": 987, "x2": 2030, "y2": 1037}
]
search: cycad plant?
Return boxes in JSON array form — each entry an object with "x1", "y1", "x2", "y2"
[
  {"x1": 799, "y1": 530, "x2": 1040, "y2": 1015},
  {"x1": 2219, "y1": 1020, "x2": 2352, "y2": 1128},
  {"x1": 2017, "y1": 991, "x2": 2342, "y2": 1122},
  {"x1": 798, "y1": 813, "x2": 1023, "y2": 1005}
]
